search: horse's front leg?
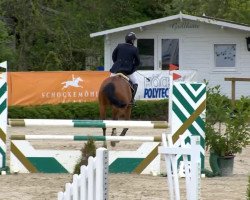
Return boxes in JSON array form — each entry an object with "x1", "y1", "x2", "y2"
[
  {"x1": 120, "y1": 128, "x2": 129, "y2": 136},
  {"x1": 111, "y1": 128, "x2": 117, "y2": 136},
  {"x1": 120, "y1": 107, "x2": 131, "y2": 136}
]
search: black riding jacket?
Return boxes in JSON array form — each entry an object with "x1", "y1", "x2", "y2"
[{"x1": 110, "y1": 43, "x2": 140, "y2": 75}]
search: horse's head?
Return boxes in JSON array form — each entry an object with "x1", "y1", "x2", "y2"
[{"x1": 76, "y1": 77, "x2": 83, "y2": 82}]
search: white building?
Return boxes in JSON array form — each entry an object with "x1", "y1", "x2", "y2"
[{"x1": 90, "y1": 13, "x2": 250, "y2": 99}]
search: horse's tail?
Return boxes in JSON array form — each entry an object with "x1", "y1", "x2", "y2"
[{"x1": 103, "y1": 82, "x2": 126, "y2": 108}]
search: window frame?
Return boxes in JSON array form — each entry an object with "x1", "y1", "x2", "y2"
[
  {"x1": 135, "y1": 37, "x2": 157, "y2": 70},
  {"x1": 157, "y1": 35, "x2": 180, "y2": 70},
  {"x1": 212, "y1": 42, "x2": 238, "y2": 72}
]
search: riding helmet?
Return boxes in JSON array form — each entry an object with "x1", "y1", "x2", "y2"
[{"x1": 125, "y1": 32, "x2": 137, "y2": 44}]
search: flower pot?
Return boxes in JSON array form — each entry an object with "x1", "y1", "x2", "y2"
[{"x1": 218, "y1": 155, "x2": 235, "y2": 176}]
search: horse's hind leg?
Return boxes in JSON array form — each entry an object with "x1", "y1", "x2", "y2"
[
  {"x1": 110, "y1": 128, "x2": 118, "y2": 146},
  {"x1": 111, "y1": 110, "x2": 118, "y2": 137},
  {"x1": 110, "y1": 109, "x2": 119, "y2": 147},
  {"x1": 99, "y1": 104, "x2": 107, "y2": 147},
  {"x1": 120, "y1": 107, "x2": 131, "y2": 136},
  {"x1": 120, "y1": 128, "x2": 129, "y2": 136}
]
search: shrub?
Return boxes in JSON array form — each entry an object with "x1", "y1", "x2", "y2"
[
  {"x1": 8, "y1": 100, "x2": 168, "y2": 121},
  {"x1": 206, "y1": 85, "x2": 250, "y2": 157},
  {"x1": 73, "y1": 139, "x2": 96, "y2": 174}
]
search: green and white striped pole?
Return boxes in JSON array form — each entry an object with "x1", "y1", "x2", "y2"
[
  {"x1": 0, "y1": 61, "x2": 7, "y2": 170},
  {"x1": 8, "y1": 119, "x2": 168, "y2": 129}
]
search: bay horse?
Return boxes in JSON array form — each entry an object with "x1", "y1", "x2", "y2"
[{"x1": 98, "y1": 73, "x2": 133, "y2": 146}]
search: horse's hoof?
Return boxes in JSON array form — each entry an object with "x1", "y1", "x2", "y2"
[
  {"x1": 110, "y1": 141, "x2": 118, "y2": 147},
  {"x1": 102, "y1": 142, "x2": 107, "y2": 149},
  {"x1": 110, "y1": 141, "x2": 116, "y2": 147}
]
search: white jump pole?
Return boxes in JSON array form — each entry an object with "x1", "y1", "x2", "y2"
[{"x1": 158, "y1": 134, "x2": 201, "y2": 200}]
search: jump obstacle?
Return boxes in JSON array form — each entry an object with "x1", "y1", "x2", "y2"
[
  {"x1": 9, "y1": 134, "x2": 161, "y2": 174},
  {"x1": 1, "y1": 61, "x2": 205, "y2": 200},
  {"x1": 9, "y1": 124, "x2": 163, "y2": 174},
  {"x1": 10, "y1": 137, "x2": 161, "y2": 174},
  {"x1": 0, "y1": 61, "x2": 206, "y2": 176},
  {"x1": 8, "y1": 119, "x2": 166, "y2": 174}
]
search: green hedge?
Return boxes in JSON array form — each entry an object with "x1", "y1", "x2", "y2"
[{"x1": 8, "y1": 100, "x2": 169, "y2": 121}]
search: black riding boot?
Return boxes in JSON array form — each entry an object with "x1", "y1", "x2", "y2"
[{"x1": 131, "y1": 84, "x2": 138, "y2": 105}]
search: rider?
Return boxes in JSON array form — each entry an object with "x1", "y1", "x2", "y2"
[{"x1": 110, "y1": 32, "x2": 140, "y2": 104}]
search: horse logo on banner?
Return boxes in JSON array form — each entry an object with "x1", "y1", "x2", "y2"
[{"x1": 61, "y1": 74, "x2": 83, "y2": 89}]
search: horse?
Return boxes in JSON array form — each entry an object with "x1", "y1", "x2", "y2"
[
  {"x1": 98, "y1": 73, "x2": 133, "y2": 147},
  {"x1": 61, "y1": 75, "x2": 83, "y2": 89}
]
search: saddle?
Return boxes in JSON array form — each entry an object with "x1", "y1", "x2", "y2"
[
  {"x1": 115, "y1": 73, "x2": 129, "y2": 81},
  {"x1": 114, "y1": 73, "x2": 134, "y2": 91}
]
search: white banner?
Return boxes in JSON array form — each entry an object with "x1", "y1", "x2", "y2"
[{"x1": 135, "y1": 70, "x2": 197, "y2": 100}]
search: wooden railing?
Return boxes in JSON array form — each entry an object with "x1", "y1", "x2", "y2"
[
  {"x1": 224, "y1": 77, "x2": 250, "y2": 106},
  {"x1": 58, "y1": 148, "x2": 108, "y2": 200}
]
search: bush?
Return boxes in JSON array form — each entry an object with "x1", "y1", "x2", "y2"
[
  {"x1": 206, "y1": 85, "x2": 250, "y2": 157},
  {"x1": 8, "y1": 100, "x2": 168, "y2": 121},
  {"x1": 73, "y1": 139, "x2": 97, "y2": 174}
]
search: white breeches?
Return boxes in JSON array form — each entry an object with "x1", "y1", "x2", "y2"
[{"x1": 110, "y1": 72, "x2": 138, "y2": 85}]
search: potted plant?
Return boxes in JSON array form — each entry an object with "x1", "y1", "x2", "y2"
[{"x1": 205, "y1": 85, "x2": 250, "y2": 176}]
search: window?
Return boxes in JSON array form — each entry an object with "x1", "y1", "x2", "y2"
[
  {"x1": 137, "y1": 39, "x2": 154, "y2": 70},
  {"x1": 214, "y1": 44, "x2": 236, "y2": 68},
  {"x1": 161, "y1": 39, "x2": 179, "y2": 70}
]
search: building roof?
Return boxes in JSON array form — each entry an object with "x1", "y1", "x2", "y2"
[{"x1": 90, "y1": 13, "x2": 250, "y2": 38}]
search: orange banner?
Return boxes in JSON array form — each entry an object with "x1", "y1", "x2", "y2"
[{"x1": 8, "y1": 71, "x2": 110, "y2": 106}]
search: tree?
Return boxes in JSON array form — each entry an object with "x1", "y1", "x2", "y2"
[
  {"x1": 0, "y1": 0, "x2": 249, "y2": 71},
  {"x1": 0, "y1": 19, "x2": 15, "y2": 66},
  {"x1": 200, "y1": 0, "x2": 250, "y2": 24},
  {"x1": 1, "y1": 0, "x2": 104, "y2": 71}
]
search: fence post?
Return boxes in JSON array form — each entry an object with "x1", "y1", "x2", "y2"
[
  {"x1": 96, "y1": 148, "x2": 109, "y2": 200},
  {"x1": 80, "y1": 165, "x2": 87, "y2": 200},
  {"x1": 72, "y1": 174, "x2": 79, "y2": 200},
  {"x1": 58, "y1": 191, "x2": 64, "y2": 200}
]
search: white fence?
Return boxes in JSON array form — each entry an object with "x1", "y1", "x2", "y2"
[
  {"x1": 58, "y1": 148, "x2": 109, "y2": 200},
  {"x1": 158, "y1": 134, "x2": 201, "y2": 200}
]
